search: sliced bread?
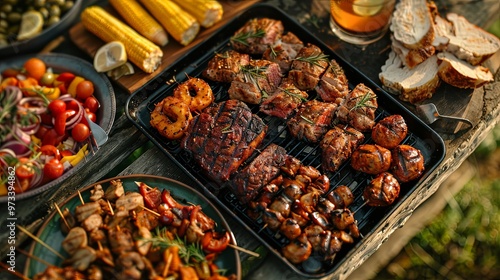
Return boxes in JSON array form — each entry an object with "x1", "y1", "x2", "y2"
[
  {"x1": 437, "y1": 52, "x2": 494, "y2": 89},
  {"x1": 392, "y1": 35, "x2": 435, "y2": 68},
  {"x1": 390, "y1": 0, "x2": 435, "y2": 50}
]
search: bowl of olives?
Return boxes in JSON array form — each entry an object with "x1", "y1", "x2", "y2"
[{"x1": 0, "y1": 0, "x2": 82, "y2": 57}]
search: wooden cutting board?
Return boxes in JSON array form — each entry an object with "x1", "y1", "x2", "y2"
[{"x1": 69, "y1": 0, "x2": 260, "y2": 94}]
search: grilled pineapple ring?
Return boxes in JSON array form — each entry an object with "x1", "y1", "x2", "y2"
[
  {"x1": 173, "y1": 78, "x2": 215, "y2": 112},
  {"x1": 150, "y1": 96, "x2": 192, "y2": 140}
]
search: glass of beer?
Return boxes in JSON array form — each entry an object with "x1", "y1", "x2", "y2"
[{"x1": 330, "y1": 0, "x2": 396, "y2": 45}]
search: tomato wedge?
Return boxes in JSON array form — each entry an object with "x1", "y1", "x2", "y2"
[
  {"x1": 201, "y1": 231, "x2": 231, "y2": 253},
  {"x1": 138, "y1": 182, "x2": 162, "y2": 209}
]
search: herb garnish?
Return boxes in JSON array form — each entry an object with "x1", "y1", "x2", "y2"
[
  {"x1": 230, "y1": 29, "x2": 266, "y2": 46},
  {"x1": 282, "y1": 87, "x2": 308, "y2": 102},
  {"x1": 294, "y1": 53, "x2": 329, "y2": 67},
  {"x1": 350, "y1": 92, "x2": 377, "y2": 112},
  {"x1": 300, "y1": 115, "x2": 314, "y2": 124},
  {"x1": 143, "y1": 227, "x2": 205, "y2": 264}
]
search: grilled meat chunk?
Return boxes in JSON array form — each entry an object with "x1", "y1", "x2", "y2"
[
  {"x1": 316, "y1": 59, "x2": 349, "y2": 104},
  {"x1": 350, "y1": 144, "x2": 392, "y2": 175},
  {"x1": 230, "y1": 17, "x2": 284, "y2": 55},
  {"x1": 390, "y1": 144, "x2": 425, "y2": 182},
  {"x1": 260, "y1": 78, "x2": 308, "y2": 119},
  {"x1": 228, "y1": 59, "x2": 282, "y2": 104},
  {"x1": 336, "y1": 83, "x2": 378, "y2": 132},
  {"x1": 230, "y1": 144, "x2": 287, "y2": 204},
  {"x1": 327, "y1": 185, "x2": 354, "y2": 209},
  {"x1": 262, "y1": 31, "x2": 304, "y2": 73},
  {"x1": 202, "y1": 50, "x2": 250, "y2": 83},
  {"x1": 371, "y1": 114, "x2": 408, "y2": 149},
  {"x1": 287, "y1": 99, "x2": 337, "y2": 143},
  {"x1": 181, "y1": 100, "x2": 267, "y2": 183},
  {"x1": 363, "y1": 172, "x2": 401, "y2": 206},
  {"x1": 288, "y1": 43, "x2": 329, "y2": 90},
  {"x1": 320, "y1": 125, "x2": 365, "y2": 173}
]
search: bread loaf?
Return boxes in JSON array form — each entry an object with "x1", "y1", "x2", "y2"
[{"x1": 437, "y1": 52, "x2": 494, "y2": 89}]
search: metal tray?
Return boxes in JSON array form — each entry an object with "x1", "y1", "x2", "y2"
[{"x1": 126, "y1": 3, "x2": 446, "y2": 278}]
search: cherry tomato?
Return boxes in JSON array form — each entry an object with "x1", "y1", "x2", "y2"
[
  {"x1": 43, "y1": 158, "x2": 64, "y2": 180},
  {"x1": 86, "y1": 111, "x2": 97, "y2": 123},
  {"x1": 1, "y1": 68, "x2": 21, "y2": 78},
  {"x1": 35, "y1": 125, "x2": 50, "y2": 139},
  {"x1": 48, "y1": 99, "x2": 66, "y2": 116},
  {"x1": 40, "y1": 112, "x2": 53, "y2": 126},
  {"x1": 57, "y1": 83, "x2": 67, "y2": 95},
  {"x1": 54, "y1": 112, "x2": 67, "y2": 136},
  {"x1": 60, "y1": 150, "x2": 74, "y2": 157},
  {"x1": 23, "y1": 58, "x2": 46, "y2": 81},
  {"x1": 15, "y1": 158, "x2": 36, "y2": 180},
  {"x1": 66, "y1": 99, "x2": 80, "y2": 111},
  {"x1": 71, "y1": 123, "x2": 90, "y2": 142},
  {"x1": 55, "y1": 72, "x2": 75, "y2": 84},
  {"x1": 84, "y1": 96, "x2": 99, "y2": 113},
  {"x1": 201, "y1": 231, "x2": 231, "y2": 253},
  {"x1": 42, "y1": 128, "x2": 66, "y2": 146},
  {"x1": 40, "y1": 145, "x2": 61, "y2": 160},
  {"x1": 76, "y1": 81, "x2": 94, "y2": 100}
]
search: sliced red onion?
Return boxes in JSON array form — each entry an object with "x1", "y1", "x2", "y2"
[
  {"x1": 17, "y1": 97, "x2": 47, "y2": 114},
  {"x1": 18, "y1": 115, "x2": 41, "y2": 135},
  {"x1": 1, "y1": 140, "x2": 31, "y2": 158},
  {"x1": 29, "y1": 160, "x2": 43, "y2": 188},
  {"x1": 0, "y1": 148, "x2": 16, "y2": 158},
  {"x1": 3, "y1": 86, "x2": 23, "y2": 104}
]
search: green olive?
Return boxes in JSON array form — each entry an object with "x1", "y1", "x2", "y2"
[
  {"x1": 1, "y1": 4, "x2": 13, "y2": 13},
  {"x1": 40, "y1": 72, "x2": 56, "y2": 86},
  {"x1": 48, "y1": 0, "x2": 64, "y2": 6},
  {"x1": 0, "y1": 19, "x2": 8, "y2": 29},
  {"x1": 6, "y1": 12, "x2": 21, "y2": 24},
  {"x1": 61, "y1": 1, "x2": 73, "y2": 12},
  {"x1": 38, "y1": 7, "x2": 49, "y2": 19},
  {"x1": 46, "y1": 15, "x2": 59, "y2": 27},
  {"x1": 33, "y1": 0, "x2": 46, "y2": 8},
  {"x1": 49, "y1": 5, "x2": 60, "y2": 17},
  {"x1": 3, "y1": 0, "x2": 18, "y2": 5}
]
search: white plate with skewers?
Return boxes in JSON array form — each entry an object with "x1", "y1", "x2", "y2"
[{"x1": 24, "y1": 174, "x2": 242, "y2": 279}]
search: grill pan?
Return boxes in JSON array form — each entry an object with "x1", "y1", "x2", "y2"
[{"x1": 126, "y1": 3, "x2": 446, "y2": 278}]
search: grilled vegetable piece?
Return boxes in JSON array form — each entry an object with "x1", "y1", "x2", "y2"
[
  {"x1": 140, "y1": 0, "x2": 200, "y2": 46},
  {"x1": 172, "y1": 0, "x2": 224, "y2": 28},
  {"x1": 109, "y1": 0, "x2": 168, "y2": 46},
  {"x1": 81, "y1": 6, "x2": 162, "y2": 73}
]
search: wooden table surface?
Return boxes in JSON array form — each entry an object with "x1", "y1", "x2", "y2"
[{"x1": 1, "y1": 0, "x2": 499, "y2": 279}]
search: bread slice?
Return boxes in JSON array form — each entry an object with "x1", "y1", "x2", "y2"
[
  {"x1": 390, "y1": 0, "x2": 435, "y2": 50},
  {"x1": 392, "y1": 35, "x2": 435, "y2": 68},
  {"x1": 437, "y1": 52, "x2": 494, "y2": 89},
  {"x1": 379, "y1": 51, "x2": 440, "y2": 104},
  {"x1": 445, "y1": 13, "x2": 500, "y2": 66}
]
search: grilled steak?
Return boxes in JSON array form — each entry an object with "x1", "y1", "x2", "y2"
[
  {"x1": 316, "y1": 59, "x2": 349, "y2": 104},
  {"x1": 230, "y1": 18, "x2": 284, "y2": 55},
  {"x1": 230, "y1": 144, "x2": 287, "y2": 204},
  {"x1": 287, "y1": 99, "x2": 337, "y2": 143},
  {"x1": 288, "y1": 43, "x2": 329, "y2": 91},
  {"x1": 181, "y1": 100, "x2": 267, "y2": 183},
  {"x1": 320, "y1": 125, "x2": 365, "y2": 173},
  {"x1": 262, "y1": 31, "x2": 304, "y2": 74},
  {"x1": 336, "y1": 83, "x2": 378, "y2": 132},
  {"x1": 228, "y1": 59, "x2": 282, "y2": 104},
  {"x1": 260, "y1": 78, "x2": 308, "y2": 119},
  {"x1": 202, "y1": 50, "x2": 250, "y2": 83}
]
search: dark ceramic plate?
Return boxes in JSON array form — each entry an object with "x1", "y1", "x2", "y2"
[
  {"x1": 0, "y1": 0, "x2": 82, "y2": 58},
  {"x1": 0, "y1": 53, "x2": 116, "y2": 202},
  {"x1": 24, "y1": 174, "x2": 242, "y2": 279}
]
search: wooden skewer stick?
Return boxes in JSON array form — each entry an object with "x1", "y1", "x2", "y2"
[
  {"x1": 17, "y1": 247, "x2": 53, "y2": 267},
  {"x1": 228, "y1": 244, "x2": 260, "y2": 257},
  {"x1": 162, "y1": 250, "x2": 173, "y2": 277},
  {"x1": 353, "y1": 200, "x2": 368, "y2": 215},
  {"x1": 0, "y1": 262, "x2": 29, "y2": 280},
  {"x1": 139, "y1": 205, "x2": 161, "y2": 217},
  {"x1": 17, "y1": 225, "x2": 64, "y2": 259},
  {"x1": 53, "y1": 202, "x2": 70, "y2": 230},
  {"x1": 258, "y1": 223, "x2": 268, "y2": 233},
  {"x1": 107, "y1": 200, "x2": 115, "y2": 216},
  {"x1": 78, "y1": 190, "x2": 85, "y2": 205}
]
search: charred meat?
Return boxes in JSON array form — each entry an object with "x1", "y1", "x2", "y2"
[
  {"x1": 202, "y1": 50, "x2": 250, "y2": 83},
  {"x1": 371, "y1": 115, "x2": 408, "y2": 149},
  {"x1": 288, "y1": 43, "x2": 329, "y2": 91},
  {"x1": 363, "y1": 172, "x2": 401, "y2": 206},
  {"x1": 181, "y1": 100, "x2": 267, "y2": 183},
  {"x1": 228, "y1": 59, "x2": 282, "y2": 104},
  {"x1": 390, "y1": 144, "x2": 425, "y2": 182},
  {"x1": 350, "y1": 144, "x2": 392, "y2": 175},
  {"x1": 336, "y1": 83, "x2": 378, "y2": 132},
  {"x1": 260, "y1": 78, "x2": 308, "y2": 119},
  {"x1": 316, "y1": 59, "x2": 349, "y2": 104},
  {"x1": 320, "y1": 125, "x2": 365, "y2": 173},
  {"x1": 262, "y1": 31, "x2": 304, "y2": 73},
  {"x1": 287, "y1": 99, "x2": 337, "y2": 143},
  {"x1": 230, "y1": 17, "x2": 284, "y2": 55}
]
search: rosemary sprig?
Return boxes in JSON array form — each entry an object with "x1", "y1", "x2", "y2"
[
  {"x1": 143, "y1": 227, "x2": 205, "y2": 264},
  {"x1": 215, "y1": 51, "x2": 230, "y2": 59},
  {"x1": 240, "y1": 65, "x2": 268, "y2": 81},
  {"x1": 222, "y1": 125, "x2": 234, "y2": 134},
  {"x1": 230, "y1": 29, "x2": 266, "y2": 46},
  {"x1": 269, "y1": 45, "x2": 283, "y2": 59},
  {"x1": 294, "y1": 53, "x2": 329, "y2": 67},
  {"x1": 300, "y1": 115, "x2": 314, "y2": 124},
  {"x1": 350, "y1": 92, "x2": 378, "y2": 112},
  {"x1": 281, "y1": 87, "x2": 308, "y2": 102}
]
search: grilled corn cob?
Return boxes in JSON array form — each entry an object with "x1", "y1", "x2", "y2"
[
  {"x1": 109, "y1": 0, "x2": 168, "y2": 46},
  {"x1": 81, "y1": 6, "x2": 162, "y2": 73},
  {"x1": 140, "y1": 0, "x2": 200, "y2": 46},
  {"x1": 172, "y1": 0, "x2": 223, "y2": 28}
]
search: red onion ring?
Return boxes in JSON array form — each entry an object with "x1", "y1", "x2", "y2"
[
  {"x1": 1, "y1": 140, "x2": 31, "y2": 158},
  {"x1": 29, "y1": 160, "x2": 43, "y2": 188},
  {"x1": 3, "y1": 86, "x2": 23, "y2": 104},
  {"x1": 17, "y1": 97, "x2": 47, "y2": 115},
  {"x1": 18, "y1": 115, "x2": 41, "y2": 135}
]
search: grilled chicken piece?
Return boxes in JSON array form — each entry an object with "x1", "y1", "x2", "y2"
[
  {"x1": 63, "y1": 246, "x2": 97, "y2": 272},
  {"x1": 109, "y1": 227, "x2": 135, "y2": 255},
  {"x1": 288, "y1": 43, "x2": 329, "y2": 90},
  {"x1": 104, "y1": 179, "x2": 125, "y2": 201},
  {"x1": 363, "y1": 172, "x2": 401, "y2": 206},
  {"x1": 228, "y1": 59, "x2": 282, "y2": 104},
  {"x1": 320, "y1": 125, "x2": 365, "y2": 173},
  {"x1": 116, "y1": 251, "x2": 145, "y2": 280},
  {"x1": 316, "y1": 59, "x2": 349, "y2": 104},
  {"x1": 351, "y1": 144, "x2": 392, "y2": 175},
  {"x1": 327, "y1": 185, "x2": 354, "y2": 209},
  {"x1": 230, "y1": 143, "x2": 287, "y2": 204},
  {"x1": 59, "y1": 207, "x2": 76, "y2": 234},
  {"x1": 82, "y1": 213, "x2": 103, "y2": 232},
  {"x1": 89, "y1": 184, "x2": 104, "y2": 201},
  {"x1": 280, "y1": 218, "x2": 302, "y2": 240},
  {"x1": 230, "y1": 17, "x2": 284, "y2": 55},
  {"x1": 260, "y1": 78, "x2": 308, "y2": 119},
  {"x1": 371, "y1": 115, "x2": 408, "y2": 149},
  {"x1": 181, "y1": 100, "x2": 267, "y2": 183},
  {"x1": 281, "y1": 233, "x2": 312, "y2": 264},
  {"x1": 116, "y1": 192, "x2": 144, "y2": 211},
  {"x1": 390, "y1": 144, "x2": 425, "y2": 182},
  {"x1": 75, "y1": 202, "x2": 102, "y2": 223},
  {"x1": 262, "y1": 31, "x2": 304, "y2": 73},
  {"x1": 202, "y1": 50, "x2": 250, "y2": 83},
  {"x1": 336, "y1": 83, "x2": 378, "y2": 132},
  {"x1": 134, "y1": 209, "x2": 159, "y2": 231},
  {"x1": 62, "y1": 227, "x2": 87, "y2": 255},
  {"x1": 135, "y1": 226, "x2": 153, "y2": 256},
  {"x1": 287, "y1": 99, "x2": 337, "y2": 143}
]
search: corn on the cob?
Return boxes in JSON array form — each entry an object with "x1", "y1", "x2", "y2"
[
  {"x1": 172, "y1": 0, "x2": 223, "y2": 28},
  {"x1": 140, "y1": 0, "x2": 200, "y2": 46},
  {"x1": 81, "y1": 6, "x2": 162, "y2": 74},
  {"x1": 109, "y1": 0, "x2": 169, "y2": 46}
]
